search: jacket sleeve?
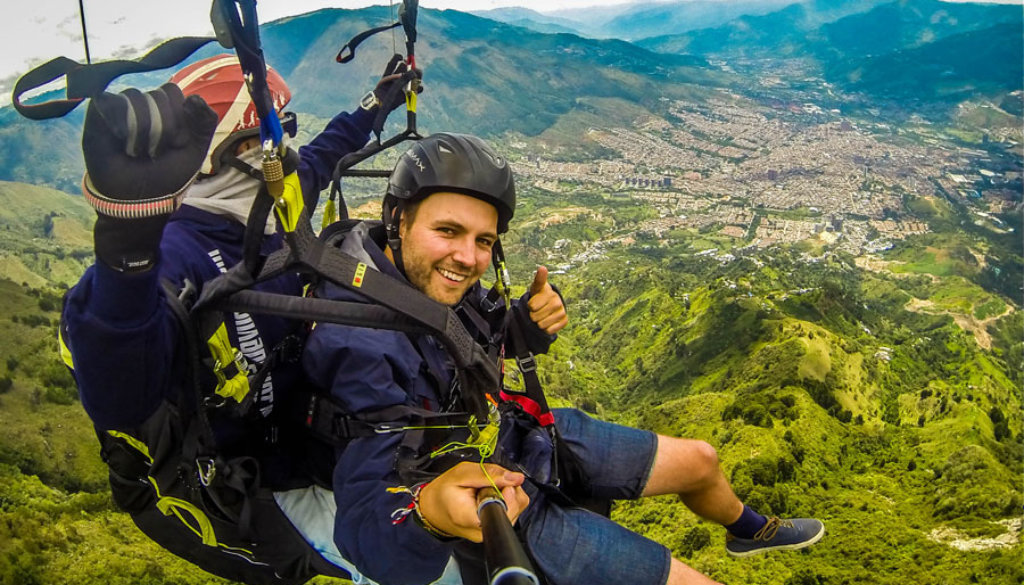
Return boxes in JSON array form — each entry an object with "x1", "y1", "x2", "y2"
[
  {"x1": 296, "y1": 107, "x2": 375, "y2": 208},
  {"x1": 302, "y1": 322, "x2": 454, "y2": 585},
  {"x1": 62, "y1": 261, "x2": 180, "y2": 429}
]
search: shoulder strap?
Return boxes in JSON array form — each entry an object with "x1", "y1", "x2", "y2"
[
  {"x1": 500, "y1": 312, "x2": 555, "y2": 427},
  {"x1": 159, "y1": 278, "x2": 218, "y2": 447}
]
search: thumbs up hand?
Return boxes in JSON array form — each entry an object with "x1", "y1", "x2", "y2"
[{"x1": 526, "y1": 266, "x2": 568, "y2": 335}]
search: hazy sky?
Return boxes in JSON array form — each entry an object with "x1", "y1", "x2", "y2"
[{"x1": 1, "y1": 0, "x2": 630, "y2": 93}]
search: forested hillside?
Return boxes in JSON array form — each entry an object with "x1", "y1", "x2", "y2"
[{"x1": 504, "y1": 185, "x2": 1022, "y2": 585}]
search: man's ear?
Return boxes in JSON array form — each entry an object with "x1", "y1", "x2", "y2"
[{"x1": 394, "y1": 209, "x2": 406, "y2": 238}]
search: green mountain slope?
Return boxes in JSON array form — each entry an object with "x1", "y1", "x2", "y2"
[
  {"x1": 0, "y1": 106, "x2": 84, "y2": 194},
  {"x1": 826, "y1": 22, "x2": 1024, "y2": 102},
  {"x1": 0, "y1": 274, "x2": 241, "y2": 584},
  {"x1": 268, "y1": 8, "x2": 722, "y2": 137},
  {"x1": 0, "y1": 181, "x2": 93, "y2": 287}
]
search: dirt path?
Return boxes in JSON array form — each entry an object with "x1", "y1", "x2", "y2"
[
  {"x1": 854, "y1": 256, "x2": 939, "y2": 282},
  {"x1": 904, "y1": 297, "x2": 1015, "y2": 350},
  {"x1": 928, "y1": 518, "x2": 1022, "y2": 551},
  {"x1": 856, "y1": 254, "x2": 1015, "y2": 350}
]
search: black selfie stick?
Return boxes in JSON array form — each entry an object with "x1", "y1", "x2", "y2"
[{"x1": 477, "y1": 486, "x2": 540, "y2": 585}]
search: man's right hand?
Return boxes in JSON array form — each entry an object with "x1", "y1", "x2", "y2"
[
  {"x1": 417, "y1": 462, "x2": 530, "y2": 543},
  {"x1": 82, "y1": 84, "x2": 217, "y2": 272},
  {"x1": 370, "y1": 53, "x2": 423, "y2": 115}
]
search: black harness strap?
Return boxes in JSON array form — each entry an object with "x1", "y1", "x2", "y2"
[
  {"x1": 193, "y1": 207, "x2": 500, "y2": 419},
  {"x1": 160, "y1": 279, "x2": 265, "y2": 540},
  {"x1": 500, "y1": 308, "x2": 554, "y2": 427},
  {"x1": 290, "y1": 394, "x2": 472, "y2": 447},
  {"x1": 335, "y1": 22, "x2": 402, "y2": 64},
  {"x1": 12, "y1": 36, "x2": 215, "y2": 120},
  {"x1": 218, "y1": 290, "x2": 432, "y2": 336},
  {"x1": 160, "y1": 278, "x2": 217, "y2": 448}
]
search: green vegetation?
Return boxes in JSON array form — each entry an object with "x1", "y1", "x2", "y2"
[{"x1": 533, "y1": 241, "x2": 1022, "y2": 585}]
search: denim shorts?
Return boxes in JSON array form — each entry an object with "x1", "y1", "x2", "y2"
[{"x1": 520, "y1": 409, "x2": 670, "y2": 585}]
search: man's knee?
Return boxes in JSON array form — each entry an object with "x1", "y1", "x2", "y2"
[
  {"x1": 665, "y1": 437, "x2": 721, "y2": 486},
  {"x1": 685, "y1": 440, "x2": 721, "y2": 483},
  {"x1": 645, "y1": 436, "x2": 723, "y2": 496}
]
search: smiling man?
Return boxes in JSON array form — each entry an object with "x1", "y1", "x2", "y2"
[
  {"x1": 385, "y1": 191, "x2": 499, "y2": 306},
  {"x1": 301, "y1": 133, "x2": 823, "y2": 585}
]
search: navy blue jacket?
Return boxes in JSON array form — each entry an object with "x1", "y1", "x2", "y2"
[
  {"x1": 63, "y1": 108, "x2": 375, "y2": 440},
  {"x1": 302, "y1": 222, "x2": 554, "y2": 585}
]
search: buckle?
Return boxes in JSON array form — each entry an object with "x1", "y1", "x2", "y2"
[
  {"x1": 516, "y1": 354, "x2": 537, "y2": 373},
  {"x1": 359, "y1": 90, "x2": 380, "y2": 111},
  {"x1": 213, "y1": 349, "x2": 249, "y2": 390}
]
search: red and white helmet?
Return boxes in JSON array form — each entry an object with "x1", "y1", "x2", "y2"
[{"x1": 170, "y1": 54, "x2": 292, "y2": 175}]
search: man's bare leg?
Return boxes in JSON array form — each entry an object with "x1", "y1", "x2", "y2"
[
  {"x1": 666, "y1": 558, "x2": 724, "y2": 585},
  {"x1": 643, "y1": 434, "x2": 826, "y2": 561},
  {"x1": 642, "y1": 435, "x2": 744, "y2": 526}
]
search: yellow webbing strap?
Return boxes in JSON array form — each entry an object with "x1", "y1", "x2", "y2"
[
  {"x1": 206, "y1": 322, "x2": 250, "y2": 403},
  {"x1": 406, "y1": 87, "x2": 418, "y2": 113},
  {"x1": 107, "y1": 432, "x2": 215, "y2": 544},
  {"x1": 58, "y1": 328, "x2": 75, "y2": 370},
  {"x1": 107, "y1": 430, "x2": 153, "y2": 462},
  {"x1": 149, "y1": 477, "x2": 253, "y2": 555},
  {"x1": 323, "y1": 197, "x2": 338, "y2": 231},
  {"x1": 155, "y1": 493, "x2": 219, "y2": 546},
  {"x1": 273, "y1": 172, "x2": 305, "y2": 233},
  {"x1": 106, "y1": 432, "x2": 255, "y2": 555}
]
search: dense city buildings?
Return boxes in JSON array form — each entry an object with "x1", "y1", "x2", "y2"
[{"x1": 509, "y1": 96, "x2": 1021, "y2": 266}]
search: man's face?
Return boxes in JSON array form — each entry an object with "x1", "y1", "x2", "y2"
[{"x1": 398, "y1": 191, "x2": 499, "y2": 306}]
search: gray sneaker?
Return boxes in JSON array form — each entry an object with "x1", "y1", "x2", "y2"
[{"x1": 725, "y1": 517, "x2": 825, "y2": 557}]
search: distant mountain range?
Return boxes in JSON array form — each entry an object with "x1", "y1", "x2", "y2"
[
  {"x1": 2, "y1": 1, "x2": 1020, "y2": 194},
  {"x1": 1, "y1": 5, "x2": 726, "y2": 193},
  {"x1": 476, "y1": 0, "x2": 801, "y2": 40},
  {"x1": 827, "y1": 21, "x2": 1024, "y2": 101},
  {"x1": 268, "y1": 7, "x2": 719, "y2": 133},
  {"x1": 634, "y1": 0, "x2": 1022, "y2": 99}
]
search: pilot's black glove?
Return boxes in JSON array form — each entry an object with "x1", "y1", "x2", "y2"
[
  {"x1": 82, "y1": 83, "x2": 217, "y2": 272},
  {"x1": 364, "y1": 54, "x2": 424, "y2": 137}
]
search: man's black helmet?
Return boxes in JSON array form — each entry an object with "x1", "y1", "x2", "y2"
[{"x1": 386, "y1": 132, "x2": 516, "y2": 233}]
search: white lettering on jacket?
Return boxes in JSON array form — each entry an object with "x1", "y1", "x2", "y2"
[{"x1": 208, "y1": 249, "x2": 274, "y2": 416}]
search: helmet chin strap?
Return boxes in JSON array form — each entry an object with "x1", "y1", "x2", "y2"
[
  {"x1": 491, "y1": 238, "x2": 512, "y2": 308},
  {"x1": 383, "y1": 197, "x2": 408, "y2": 277}
]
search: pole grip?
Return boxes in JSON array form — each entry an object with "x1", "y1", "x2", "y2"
[{"x1": 476, "y1": 487, "x2": 539, "y2": 585}]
